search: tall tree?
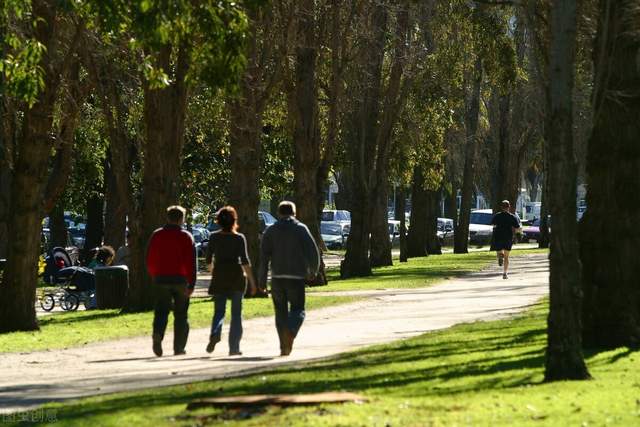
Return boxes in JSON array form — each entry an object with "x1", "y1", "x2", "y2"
[
  {"x1": 287, "y1": 0, "x2": 354, "y2": 284},
  {"x1": 580, "y1": 0, "x2": 640, "y2": 348},
  {"x1": 340, "y1": 0, "x2": 413, "y2": 277},
  {"x1": 228, "y1": 3, "x2": 285, "y2": 272},
  {"x1": 453, "y1": 55, "x2": 482, "y2": 254},
  {"x1": 544, "y1": 0, "x2": 590, "y2": 381},
  {"x1": 0, "y1": 1, "x2": 84, "y2": 332},
  {"x1": 97, "y1": 1, "x2": 250, "y2": 312}
]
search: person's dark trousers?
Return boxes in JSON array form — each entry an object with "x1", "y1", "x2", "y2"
[
  {"x1": 152, "y1": 283, "x2": 190, "y2": 353},
  {"x1": 271, "y1": 278, "x2": 306, "y2": 344}
]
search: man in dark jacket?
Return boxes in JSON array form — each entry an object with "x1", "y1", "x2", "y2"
[
  {"x1": 146, "y1": 205, "x2": 196, "y2": 356},
  {"x1": 260, "y1": 201, "x2": 320, "y2": 356}
]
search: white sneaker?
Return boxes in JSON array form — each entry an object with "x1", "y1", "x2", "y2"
[{"x1": 503, "y1": 273, "x2": 508, "y2": 280}]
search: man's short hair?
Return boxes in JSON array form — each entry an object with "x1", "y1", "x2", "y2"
[
  {"x1": 501, "y1": 200, "x2": 510, "y2": 210},
  {"x1": 167, "y1": 205, "x2": 186, "y2": 223},
  {"x1": 277, "y1": 201, "x2": 296, "y2": 217}
]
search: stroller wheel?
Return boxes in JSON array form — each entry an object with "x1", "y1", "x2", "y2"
[
  {"x1": 40, "y1": 294, "x2": 55, "y2": 311},
  {"x1": 61, "y1": 294, "x2": 79, "y2": 311}
]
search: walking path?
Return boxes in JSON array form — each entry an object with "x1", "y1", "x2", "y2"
[{"x1": 2, "y1": 254, "x2": 548, "y2": 414}]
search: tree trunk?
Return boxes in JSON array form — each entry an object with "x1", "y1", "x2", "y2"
[
  {"x1": 341, "y1": 192, "x2": 372, "y2": 277},
  {"x1": 84, "y1": 194, "x2": 104, "y2": 253},
  {"x1": 407, "y1": 166, "x2": 428, "y2": 258},
  {"x1": 341, "y1": 3, "x2": 388, "y2": 278},
  {"x1": 0, "y1": 90, "x2": 11, "y2": 260},
  {"x1": 228, "y1": 101, "x2": 262, "y2": 270},
  {"x1": 395, "y1": 186, "x2": 408, "y2": 262},
  {"x1": 454, "y1": 56, "x2": 482, "y2": 254},
  {"x1": 290, "y1": 0, "x2": 327, "y2": 284},
  {"x1": 425, "y1": 189, "x2": 441, "y2": 255},
  {"x1": 444, "y1": 184, "x2": 457, "y2": 220},
  {"x1": 538, "y1": 171, "x2": 550, "y2": 248},
  {"x1": 580, "y1": 0, "x2": 640, "y2": 349},
  {"x1": 544, "y1": 0, "x2": 590, "y2": 381},
  {"x1": 93, "y1": 47, "x2": 136, "y2": 257},
  {"x1": 0, "y1": 1, "x2": 63, "y2": 332},
  {"x1": 124, "y1": 45, "x2": 189, "y2": 312},
  {"x1": 49, "y1": 201, "x2": 68, "y2": 249},
  {"x1": 103, "y1": 150, "x2": 127, "y2": 250},
  {"x1": 370, "y1": 182, "x2": 392, "y2": 267}
]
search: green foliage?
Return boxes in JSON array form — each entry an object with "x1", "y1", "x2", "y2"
[
  {"x1": 87, "y1": 0, "x2": 251, "y2": 89},
  {"x1": 0, "y1": 1, "x2": 45, "y2": 106},
  {"x1": 260, "y1": 103, "x2": 294, "y2": 200},
  {"x1": 62, "y1": 98, "x2": 109, "y2": 210},
  {"x1": 180, "y1": 88, "x2": 230, "y2": 216}
]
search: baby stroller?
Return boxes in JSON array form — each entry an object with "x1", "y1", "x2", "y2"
[{"x1": 41, "y1": 247, "x2": 96, "y2": 311}]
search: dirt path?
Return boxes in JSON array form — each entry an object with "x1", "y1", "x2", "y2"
[{"x1": 1, "y1": 254, "x2": 548, "y2": 414}]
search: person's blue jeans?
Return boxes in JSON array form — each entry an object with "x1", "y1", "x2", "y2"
[
  {"x1": 153, "y1": 283, "x2": 190, "y2": 353},
  {"x1": 210, "y1": 291, "x2": 244, "y2": 353},
  {"x1": 271, "y1": 278, "x2": 306, "y2": 342}
]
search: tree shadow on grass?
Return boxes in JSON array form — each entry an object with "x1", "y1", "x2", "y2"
[{"x1": 39, "y1": 319, "x2": 552, "y2": 425}]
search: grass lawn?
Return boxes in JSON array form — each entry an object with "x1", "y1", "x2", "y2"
[
  {"x1": 27, "y1": 301, "x2": 639, "y2": 427},
  {"x1": 319, "y1": 247, "x2": 547, "y2": 292},
  {"x1": 0, "y1": 295, "x2": 357, "y2": 354}
]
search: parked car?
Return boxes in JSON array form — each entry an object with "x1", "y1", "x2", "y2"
[
  {"x1": 67, "y1": 226, "x2": 86, "y2": 248},
  {"x1": 206, "y1": 211, "x2": 276, "y2": 235},
  {"x1": 387, "y1": 220, "x2": 401, "y2": 246},
  {"x1": 258, "y1": 211, "x2": 277, "y2": 234},
  {"x1": 321, "y1": 209, "x2": 351, "y2": 224},
  {"x1": 469, "y1": 209, "x2": 494, "y2": 246},
  {"x1": 192, "y1": 227, "x2": 209, "y2": 257},
  {"x1": 320, "y1": 221, "x2": 347, "y2": 249},
  {"x1": 522, "y1": 216, "x2": 551, "y2": 243},
  {"x1": 437, "y1": 217, "x2": 455, "y2": 246}
]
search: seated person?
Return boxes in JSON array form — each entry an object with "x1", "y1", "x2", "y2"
[{"x1": 88, "y1": 246, "x2": 115, "y2": 269}]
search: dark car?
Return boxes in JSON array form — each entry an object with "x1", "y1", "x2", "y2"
[
  {"x1": 192, "y1": 228, "x2": 209, "y2": 257},
  {"x1": 206, "y1": 211, "x2": 276, "y2": 235},
  {"x1": 522, "y1": 216, "x2": 551, "y2": 243}
]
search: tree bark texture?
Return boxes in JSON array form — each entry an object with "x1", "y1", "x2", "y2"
[
  {"x1": 84, "y1": 194, "x2": 104, "y2": 252},
  {"x1": 425, "y1": 189, "x2": 442, "y2": 255},
  {"x1": 103, "y1": 151, "x2": 127, "y2": 250},
  {"x1": 49, "y1": 201, "x2": 68, "y2": 249},
  {"x1": 407, "y1": 166, "x2": 428, "y2": 258},
  {"x1": 395, "y1": 186, "x2": 408, "y2": 263},
  {"x1": 0, "y1": 1, "x2": 67, "y2": 332},
  {"x1": 454, "y1": 56, "x2": 482, "y2": 254},
  {"x1": 369, "y1": 181, "x2": 392, "y2": 267},
  {"x1": 125, "y1": 45, "x2": 189, "y2": 312},
  {"x1": 544, "y1": 0, "x2": 590, "y2": 381},
  {"x1": 92, "y1": 49, "x2": 136, "y2": 255},
  {"x1": 289, "y1": 0, "x2": 328, "y2": 283},
  {"x1": 580, "y1": 0, "x2": 640, "y2": 349},
  {"x1": 228, "y1": 98, "x2": 263, "y2": 271},
  {"x1": 341, "y1": 1, "x2": 411, "y2": 277},
  {"x1": 228, "y1": 6, "x2": 282, "y2": 272}
]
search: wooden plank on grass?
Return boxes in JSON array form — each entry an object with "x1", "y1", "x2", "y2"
[{"x1": 187, "y1": 392, "x2": 368, "y2": 410}]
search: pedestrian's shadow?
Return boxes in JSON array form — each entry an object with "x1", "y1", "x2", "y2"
[
  {"x1": 214, "y1": 356, "x2": 275, "y2": 362},
  {"x1": 88, "y1": 356, "x2": 159, "y2": 363},
  {"x1": 88, "y1": 356, "x2": 211, "y2": 363}
]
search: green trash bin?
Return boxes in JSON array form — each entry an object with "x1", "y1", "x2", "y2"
[{"x1": 95, "y1": 265, "x2": 129, "y2": 309}]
